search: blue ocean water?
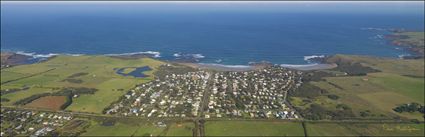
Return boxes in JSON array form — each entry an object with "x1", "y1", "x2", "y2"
[{"x1": 1, "y1": 2, "x2": 424, "y2": 65}]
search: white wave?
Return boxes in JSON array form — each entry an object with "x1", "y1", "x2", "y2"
[
  {"x1": 106, "y1": 51, "x2": 161, "y2": 58},
  {"x1": 281, "y1": 63, "x2": 336, "y2": 70},
  {"x1": 16, "y1": 51, "x2": 35, "y2": 56},
  {"x1": 360, "y1": 27, "x2": 387, "y2": 31},
  {"x1": 64, "y1": 54, "x2": 84, "y2": 56},
  {"x1": 140, "y1": 51, "x2": 161, "y2": 58},
  {"x1": 215, "y1": 59, "x2": 222, "y2": 63},
  {"x1": 16, "y1": 51, "x2": 58, "y2": 58},
  {"x1": 398, "y1": 54, "x2": 411, "y2": 58},
  {"x1": 304, "y1": 55, "x2": 325, "y2": 61},
  {"x1": 280, "y1": 63, "x2": 319, "y2": 68},
  {"x1": 198, "y1": 63, "x2": 252, "y2": 68},
  {"x1": 33, "y1": 53, "x2": 58, "y2": 58},
  {"x1": 192, "y1": 54, "x2": 205, "y2": 59},
  {"x1": 173, "y1": 53, "x2": 181, "y2": 57},
  {"x1": 174, "y1": 53, "x2": 205, "y2": 59}
]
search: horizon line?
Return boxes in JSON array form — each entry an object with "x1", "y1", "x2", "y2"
[{"x1": 2, "y1": 1, "x2": 424, "y2": 4}]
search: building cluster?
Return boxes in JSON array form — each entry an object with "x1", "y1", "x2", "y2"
[
  {"x1": 105, "y1": 71, "x2": 211, "y2": 118},
  {"x1": 0, "y1": 108, "x2": 73, "y2": 136},
  {"x1": 106, "y1": 66, "x2": 302, "y2": 119},
  {"x1": 205, "y1": 66, "x2": 302, "y2": 119}
]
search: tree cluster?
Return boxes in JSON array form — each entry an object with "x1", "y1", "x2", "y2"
[{"x1": 393, "y1": 102, "x2": 425, "y2": 114}]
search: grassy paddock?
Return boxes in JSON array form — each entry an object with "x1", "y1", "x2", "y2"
[
  {"x1": 81, "y1": 119, "x2": 192, "y2": 136},
  {"x1": 1, "y1": 55, "x2": 165, "y2": 113},
  {"x1": 297, "y1": 55, "x2": 425, "y2": 120},
  {"x1": 306, "y1": 122, "x2": 425, "y2": 136},
  {"x1": 204, "y1": 121, "x2": 305, "y2": 136}
]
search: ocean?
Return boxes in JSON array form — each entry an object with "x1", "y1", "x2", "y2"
[{"x1": 1, "y1": 1, "x2": 424, "y2": 65}]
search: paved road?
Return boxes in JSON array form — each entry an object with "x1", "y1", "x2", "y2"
[
  {"x1": 195, "y1": 71, "x2": 214, "y2": 137},
  {"x1": 3, "y1": 105, "x2": 417, "y2": 124}
]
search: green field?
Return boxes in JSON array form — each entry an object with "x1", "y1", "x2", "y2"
[
  {"x1": 81, "y1": 120, "x2": 193, "y2": 136},
  {"x1": 82, "y1": 120, "x2": 144, "y2": 136},
  {"x1": 0, "y1": 55, "x2": 165, "y2": 113},
  {"x1": 306, "y1": 123, "x2": 425, "y2": 136},
  {"x1": 165, "y1": 122, "x2": 195, "y2": 136},
  {"x1": 292, "y1": 55, "x2": 425, "y2": 120},
  {"x1": 204, "y1": 121, "x2": 305, "y2": 136}
]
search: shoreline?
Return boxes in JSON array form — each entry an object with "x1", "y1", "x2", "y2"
[
  {"x1": 1, "y1": 51, "x2": 338, "y2": 71},
  {"x1": 3, "y1": 50, "x2": 423, "y2": 71},
  {"x1": 280, "y1": 63, "x2": 337, "y2": 71}
]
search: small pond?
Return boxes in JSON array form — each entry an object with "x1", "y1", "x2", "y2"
[{"x1": 115, "y1": 66, "x2": 152, "y2": 78}]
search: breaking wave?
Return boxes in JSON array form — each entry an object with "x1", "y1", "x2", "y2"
[
  {"x1": 280, "y1": 63, "x2": 319, "y2": 68},
  {"x1": 304, "y1": 55, "x2": 325, "y2": 61},
  {"x1": 15, "y1": 51, "x2": 163, "y2": 58},
  {"x1": 197, "y1": 63, "x2": 252, "y2": 68},
  {"x1": 398, "y1": 54, "x2": 411, "y2": 58},
  {"x1": 192, "y1": 54, "x2": 205, "y2": 59},
  {"x1": 173, "y1": 53, "x2": 181, "y2": 57},
  {"x1": 360, "y1": 27, "x2": 387, "y2": 31},
  {"x1": 280, "y1": 63, "x2": 336, "y2": 70},
  {"x1": 16, "y1": 51, "x2": 58, "y2": 58},
  {"x1": 106, "y1": 51, "x2": 161, "y2": 58},
  {"x1": 173, "y1": 53, "x2": 205, "y2": 59}
]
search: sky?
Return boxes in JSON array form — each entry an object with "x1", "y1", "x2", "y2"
[{"x1": 1, "y1": 1, "x2": 424, "y2": 14}]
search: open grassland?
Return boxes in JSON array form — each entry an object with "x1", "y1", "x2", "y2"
[
  {"x1": 82, "y1": 120, "x2": 143, "y2": 136},
  {"x1": 1, "y1": 55, "x2": 164, "y2": 113},
  {"x1": 165, "y1": 122, "x2": 195, "y2": 136},
  {"x1": 327, "y1": 54, "x2": 424, "y2": 76},
  {"x1": 1, "y1": 87, "x2": 55, "y2": 106},
  {"x1": 81, "y1": 120, "x2": 193, "y2": 136},
  {"x1": 132, "y1": 124, "x2": 165, "y2": 136},
  {"x1": 294, "y1": 55, "x2": 424, "y2": 121},
  {"x1": 25, "y1": 96, "x2": 67, "y2": 110},
  {"x1": 204, "y1": 121, "x2": 305, "y2": 136},
  {"x1": 311, "y1": 72, "x2": 424, "y2": 119},
  {"x1": 306, "y1": 123, "x2": 424, "y2": 136}
]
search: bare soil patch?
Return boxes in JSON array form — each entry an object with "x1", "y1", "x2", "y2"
[{"x1": 25, "y1": 96, "x2": 67, "y2": 110}]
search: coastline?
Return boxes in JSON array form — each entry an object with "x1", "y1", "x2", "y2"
[
  {"x1": 179, "y1": 63, "x2": 261, "y2": 71},
  {"x1": 280, "y1": 63, "x2": 337, "y2": 71},
  {"x1": 1, "y1": 51, "x2": 340, "y2": 71},
  {"x1": 385, "y1": 31, "x2": 425, "y2": 58},
  {"x1": 2, "y1": 28, "x2": 422, "y2": 71}
]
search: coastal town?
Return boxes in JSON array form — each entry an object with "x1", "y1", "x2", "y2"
[
  {"x1": 0, "y1": 108, "x2": 74, "y2": 136},
  {"x1": 105, "y1": 65, "x2": 303, "y2": 119},
  {"x1": 1, "y1": 1, "x2": 424, "y2": 136}
]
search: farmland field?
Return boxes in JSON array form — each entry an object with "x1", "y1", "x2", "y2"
[
  {"x1": 165, "y1": 122, "x2": 194, "y2": 136},
  {"x1": 306, "y1": 123, "x2": 425, "y2": 136},
  {"x1": 25, "y1": 96, "x2": 67, "y2": 110},
  {"x1": 81, "y1": 120, "x2": 192, "y2": 136},
  {"x1": 81, "y1": 120, "x2": 143, "y2": 136},
  {"x1": 204, "y1": 121, "x2": 305, "y2": 136},
  {"x1": 0, "y1": 55, "x2": 165, "y2": 113},
  {"x1": 291, "y1": 55, "x2": 425, "y2": 121}
]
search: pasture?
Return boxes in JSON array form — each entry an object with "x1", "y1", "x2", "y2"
[
  {"x1": 294, "y1": 55, "x2": 424, "y2": 121},
  {"x1": 81, "y1": 120, "x2": 193, "y2": 136},
  {"x1": 0, "y1": 55, "x2": 165, "y2": 113},
  {"x1": 306, "y1": 123, "x2": 424, "y2": 136},
  {"x1": 310, "y1": 73, "x2": 424, "y2": 120},
  {"x1": 204, "y1": 121, "x2": 305, "y2": 136}
]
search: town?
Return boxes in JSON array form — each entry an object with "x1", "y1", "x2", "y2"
[
  {"x1": 0, "y1": 108, "x2": 73, "y2": 136},
  {"x1": 105, "y1": 66, "x2": 303, "y2": 119}
]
